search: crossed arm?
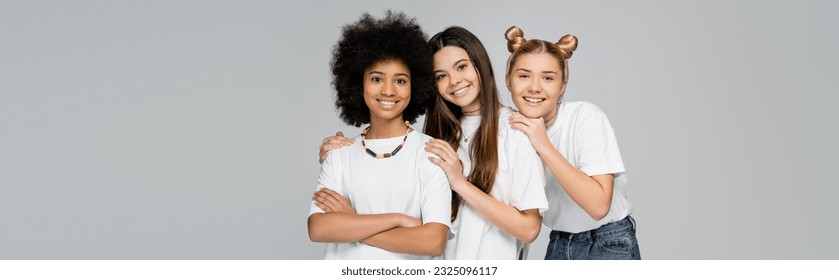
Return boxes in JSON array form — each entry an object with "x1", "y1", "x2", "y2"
[
  {"x1": 309, "y1": 188, "x2": 448, "y2": 256},
  {"x1": 362, "y1": 222, "x2": 448, "y2": 256},
  {"x1": 307, "y1": 212, "x2": 415, "y2": 243}
]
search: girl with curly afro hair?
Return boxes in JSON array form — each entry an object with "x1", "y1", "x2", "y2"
[{"x1": 307, "y1": 11, "x2": 451, "y2": 260}]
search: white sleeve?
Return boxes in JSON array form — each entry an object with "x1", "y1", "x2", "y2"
[
  {"x1": 575, "y1": 105, "x2": 626, "y2": 176},
  {"x1": 308, "y1": 150, "x2": 344, "y2": 216},
  {"x1": 508, "y1": 129, "x2": 549, "y2": 214},
  {"x1": 420, "y1": 160, "x2": 452, "y2": 229}
]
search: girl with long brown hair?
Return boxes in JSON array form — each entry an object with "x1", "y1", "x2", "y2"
[{"x1": 423, "y1": 26, "x2": 547, "y2": 260}]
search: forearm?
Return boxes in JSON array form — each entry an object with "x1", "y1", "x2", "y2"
[
  {"x1": 362, "y1": 223, "x2": 448, "y2": 256},
  {"x1": 308, "y1": 212, "x2": 402, "y2": 243},
  {"x1": 536, "y1": 144, "x2": 613, "y2": 220},
  {"x1": 451, "y1": 178, "x2": 543, "y2": 243}
]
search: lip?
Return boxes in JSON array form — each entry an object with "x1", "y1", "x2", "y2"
[
  {"x1": 521, "y1": 96, "x2": 546, "y2": 105},
  {"x1": 450, "y1": 84, "x2": 471, "y2": 97},
  {"x1": 377, "y1": 99, "x2": 400, "y2": 108}
]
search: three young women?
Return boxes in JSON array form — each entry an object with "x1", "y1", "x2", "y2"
[{"x1": 313, "y1": 20, "x2": 641, "y2": 260}]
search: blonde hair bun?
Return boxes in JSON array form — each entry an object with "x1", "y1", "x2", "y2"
[
  {"x1": 505, "y1": 26, "x2": 526, "y2": 53},
  {"x1": 556, "y1": 34, "x2": 578, "y2": 59}
]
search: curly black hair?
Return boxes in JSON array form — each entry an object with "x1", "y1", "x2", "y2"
[{"x1": 330, "y1": 10, "x2": 434, "y2": 127}]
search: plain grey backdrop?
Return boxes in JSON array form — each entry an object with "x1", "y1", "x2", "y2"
[{"x1": 2, "y1": 0, "x2": 837, "y2": 259}]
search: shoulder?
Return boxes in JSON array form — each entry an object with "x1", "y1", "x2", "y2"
[
  {"x1": 410, "y1": 130, "x2": 434, "y2": 143},
  {"x1": 496, "y1": 106, "x2": 532, "y2": 146},
  {"x1": 405, "y1": 131, "x2": 436, "y2": 158},
  {"x1": 559, "y1": 101, "x2": 613, "y2": 128},
  {"x1": 407, "y1": 131, "x2": 446, "y2": 176},
  {"x1": 497, "y1": 106, "x2": 516, "y2": 119},
  {"x1": 562, "y1": 101, "x2": 618, "y2": 140},
  {"x1": 324, "y1": 135, "x2": 361, "y2": 163},
  {"x1": 496, "y1": 106, "x2": 519, "y2": 132},
  {"x1": 408, "y1": 130, "x2": 433, "y2": 151}
]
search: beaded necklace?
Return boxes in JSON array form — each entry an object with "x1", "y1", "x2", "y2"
[
  {"x1": 462, "y1": 107, "x2": 480, "y2": 115},
  {"x1": 361, "y1": 121, "x2": 411, "y2": 159}
]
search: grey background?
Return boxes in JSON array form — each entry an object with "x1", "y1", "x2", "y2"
[{"x1": 1, "y1": 0, "x2": 837, "y2": 259}]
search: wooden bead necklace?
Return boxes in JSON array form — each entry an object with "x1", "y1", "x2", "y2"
[{"x1": 361, "y1": 121, "x2": 411, "y2": 159}]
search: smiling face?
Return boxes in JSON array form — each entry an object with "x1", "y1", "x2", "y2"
[
  {"x1": 433, "y1": 46, "x2": 481, "y2": 114},
  {"x1": 507, "y1": 53, "x2": 567, "y2": 120},
  {"x1": 363, "y1": 59, "x2": 411, "y2": 124}
]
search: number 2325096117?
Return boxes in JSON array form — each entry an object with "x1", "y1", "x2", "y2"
[{"x1": 433, "y1": 266, "x2": 497, "y2": 276}]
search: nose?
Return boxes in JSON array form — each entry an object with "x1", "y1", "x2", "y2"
[
  {"x1": 528, "y1": 80, "x2": 542, "y2": 93},
  {"x1": 449, "y1": 73, "x2": 462, "y2": 87},
  {"x1": 381, "y1": 80, "x2": 397, "y2": 96}
]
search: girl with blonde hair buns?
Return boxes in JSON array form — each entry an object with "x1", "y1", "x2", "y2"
[{"x1": 504, "y1": 26, "x2": 641, "y2": 259}]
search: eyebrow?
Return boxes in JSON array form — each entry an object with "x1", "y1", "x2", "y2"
[
  {"x1": 433, "y1": 58, "x2": 468, "y2": 74},
  {"x1": 368, "y1": 71, "x2": 410, "y2": 78},
  {"x1": 515, "y1": 68, "x2": 558, "y2": 75}
]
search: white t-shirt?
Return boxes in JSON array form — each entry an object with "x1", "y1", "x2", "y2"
[
  {"x1": 309, "y1": 130, "x2": 452, "y2": 260},
  {"x1": 542, "y1": 101, "x2": 632, "y2": 233},
  {"x1": 443, "y1": 107, "x2": 548, "y2": 260}
]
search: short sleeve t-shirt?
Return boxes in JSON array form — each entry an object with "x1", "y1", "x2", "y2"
[
  {"x1": 541, "y1": 101, "x2": 632, "y2": 233},
  {"x1": 444, "y1": 107, "x2": 548, "y2": 259},
  {"x1": 309, "y1": 130, "x2": 452, "y2": 259}
]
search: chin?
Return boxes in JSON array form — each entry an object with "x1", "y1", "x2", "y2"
[
  {"x1": 442, "y1": 96, "x2": 471, "y2": 108},
  {"x1": 518, "y1": 107, "x2": 544, "y2": 119}
]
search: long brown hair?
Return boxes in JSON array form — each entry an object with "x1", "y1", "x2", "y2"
[{"x1": 424, "y1": 26, "x2": 501, "y2": 221}]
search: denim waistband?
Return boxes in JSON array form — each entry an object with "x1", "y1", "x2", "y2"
[{"x1": 550, "y1": 216, "x2": 636, "y2": 242}]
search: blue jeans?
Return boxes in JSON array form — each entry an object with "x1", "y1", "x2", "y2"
[{"x1": 545, "y1": 216, "x2": 641, "y2": 260}]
